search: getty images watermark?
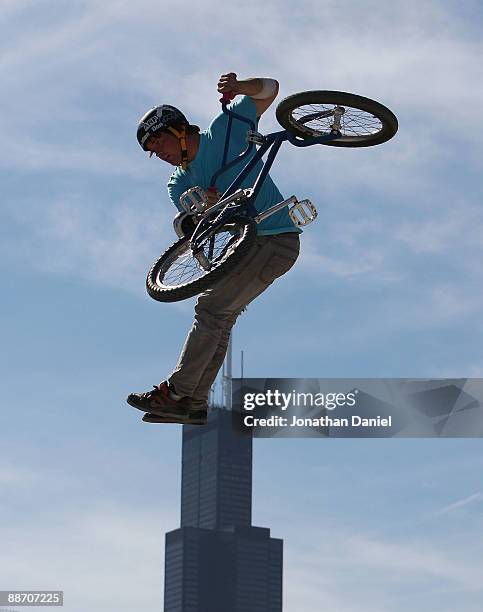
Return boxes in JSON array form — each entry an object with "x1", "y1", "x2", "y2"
[
  {"x1": 242, "y1": 388, "x2": 386, "y2": 427},
  {"x1": 231, "y1": 378, "x2": 483, "y2": 438}
]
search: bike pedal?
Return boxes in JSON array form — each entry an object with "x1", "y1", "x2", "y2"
[
  {"x1": 288, "y1": 199, "x2": 318, "y2": 227},
  {"x1": 179, "y1": 187, "x2": 209, "y2": 213}
]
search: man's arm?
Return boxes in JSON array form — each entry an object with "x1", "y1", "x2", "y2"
[{"x1": 217, "y1": 73, "x2": 279, "y2": 118}]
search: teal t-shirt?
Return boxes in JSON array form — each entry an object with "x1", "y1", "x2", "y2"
[{"x1": 167, "y1": 95, "x2": 301, "y2": 236}]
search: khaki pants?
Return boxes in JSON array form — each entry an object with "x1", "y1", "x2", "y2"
[{"x1": 168, "y1": 232, "x2": 300, "y2": 406}]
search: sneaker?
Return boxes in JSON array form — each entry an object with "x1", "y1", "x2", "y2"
[
  {"x1": 142, "y1": 406, "x2": 208, "y2": 426},
  {"x1": 127, "y1": 381, "x2": 191, "y2": 418},
  {"x1": 189, "y1": 402, "x2": 208, "y2": 424}
]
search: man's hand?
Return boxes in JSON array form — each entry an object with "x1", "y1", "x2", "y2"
[
  {"x1": 217, "y1": 73, "x2": 239, "y2": 97},
  {"x1": 217, "y1": 72, "x2": 279, "y2": 118}
]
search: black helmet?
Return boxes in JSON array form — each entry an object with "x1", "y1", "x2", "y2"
[{"x1": 137, "y1": 105, "x2": 188, "y2": 150}]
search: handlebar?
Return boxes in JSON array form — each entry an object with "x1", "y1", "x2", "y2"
[{"x1": 219, "y1": 91, "x2": 236, "y2": 103}]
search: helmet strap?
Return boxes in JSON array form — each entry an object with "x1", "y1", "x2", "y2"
[{"x1": 167, "y1": 125, "x2": 188, "y2": 170}]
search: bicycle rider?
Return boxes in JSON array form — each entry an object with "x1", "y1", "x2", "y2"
[{"x1": 127, "y1": 73, "x2": 302, "y2": 425}]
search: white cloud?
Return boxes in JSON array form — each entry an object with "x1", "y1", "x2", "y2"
[
  {"x1": 395, "y1": 203, "x2": 483, "y2": 255},
  {"x1": 283, "y1": 525, "x2": 483, "y2": 612},
  {"x1": 0, "y1": 502, "x2": 176, "y2": 612},
  {"x1": 2, "y1": 0, "x2": 483, "y2": 148},
  {"x1": 0, "y1": 454, "x2": 180, "y2": 612},
  {"x1": 0, "y1": 465, "x2": 37, "y2": 487},
  {"x1": 435, "y1": 492, "x2": 483, "y2": 515},
  {"x1": 2, "y1": 192, "x2": 173, "y2": 295}
]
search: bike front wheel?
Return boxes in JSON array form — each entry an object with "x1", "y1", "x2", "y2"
[
  {"x1": 146, "y1": 216, "x2": 257, "y2": 303},
  {"x1": 276, "y1": 90, "x2": 398, "y2": 147}
]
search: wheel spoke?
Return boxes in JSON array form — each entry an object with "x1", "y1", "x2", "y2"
[
  {"x1": 291, "y1": 103, "x2": 383, "y2": 139},
  {"x1": 157, "y1": 225, "x2": 244, "y2": 288}
]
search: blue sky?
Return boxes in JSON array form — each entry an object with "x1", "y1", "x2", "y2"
[{"x1": 1, "y1": 1, "x2": 483, "y2": 610}]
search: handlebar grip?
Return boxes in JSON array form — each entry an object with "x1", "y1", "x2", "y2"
[{"x1": 220, "y1": 91, "x2": 236, "y2": 103}]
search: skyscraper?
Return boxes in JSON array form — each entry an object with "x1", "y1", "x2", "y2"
[{"x1": 164, "y1": 408, "x2": 283, "y2": 612}]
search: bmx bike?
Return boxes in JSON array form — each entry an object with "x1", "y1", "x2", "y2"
[{"x1": 146, "y1": 90, "x2": 398, "y2": 303}]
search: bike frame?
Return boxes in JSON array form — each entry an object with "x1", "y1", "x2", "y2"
[{"x1": 189, "y1": 95, "x2": 341, "y2": 251}]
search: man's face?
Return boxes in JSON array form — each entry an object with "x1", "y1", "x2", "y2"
[{"x1": 145, "y1": 131, "x2": 180, "y2": 165}]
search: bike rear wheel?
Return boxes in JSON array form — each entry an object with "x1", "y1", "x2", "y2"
[
  {"x1": 146, "y1": 215, "x2": 257, "y2": 302},
  {"x1": 276, "y1": 90, "x2": 398, "y2": 147}
]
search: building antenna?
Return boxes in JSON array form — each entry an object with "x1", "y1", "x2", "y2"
[{"x1": 223, "y1": 332, "x2": 233, "y2": 410}]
